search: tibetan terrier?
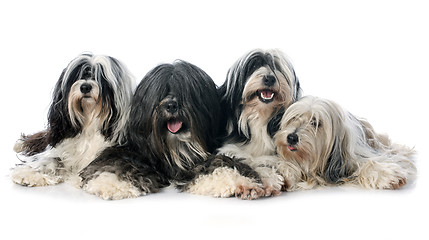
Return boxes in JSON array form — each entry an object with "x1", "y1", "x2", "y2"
[
  {"x1": 11, "y1": 53, "x2": 135, "y2": 187},
  {"x1": 184, "y1": 49, "x2": 302, "y2": 199},
  {"x1": 79, "y1": 60, "x2": 247, "y2": 200},
  {"x1": 274, "y1": 96, "x2": 416, "y2": 190}
]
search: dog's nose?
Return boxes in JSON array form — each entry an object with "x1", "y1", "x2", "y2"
[
  {"x1": 80, "y1": 83, "x2": 92, "y2": 94},
  {"x1": 263, "y1": 75, "x2": 276, "y2": 87},
  {"x1": 287, "y1": 133, "x2": 299, "y2": 145},
  {"x1": 166, "y1": 101, "x2": 178, "y2": 113}
]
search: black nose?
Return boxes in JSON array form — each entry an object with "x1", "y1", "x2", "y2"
[
  {"x1": 263, "y1": 75, "x2": 276, "y2": 87},
  {"x1": 80, "y1": 83, "x2": 92, "y2": 94},
  {"x1": 166, "y1": 101, "x2": 178, "y2": 113},
  {"x1": 287, "y1": 133, "x2": 299, "y2": 145}
]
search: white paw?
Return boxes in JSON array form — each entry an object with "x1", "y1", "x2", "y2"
[
  {"x1": 82, "y1": 172, "x2": 143, "y2": 200},
  {"x1": 11, "y1": 164, "x2": 63, "y2": 187},
  {"x1": 234, "y1": 182, "x2": 265, "y2": 200},
  {"x1": 358, "y1": 161, "x2": 413, "y2": 190},
  {"x1": 255, "y1": 167, "x2": 284, "y2": 196},
  {"x1": 187, "y1": 167, "x2": 264, "y2": 200}
]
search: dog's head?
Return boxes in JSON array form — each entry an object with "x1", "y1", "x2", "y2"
[
  {"x1": 219, "y1": 49, "x2": 301, "y2": 140},
  {"x1": 47, "y1": 53, "x2": 134, "y2": 147},
  {"x1": 274, "y1": 96, "x2": 355, "y2": 183},
  {"x1": 128, "y1": 60, "x2": 221, "y2": 171}
]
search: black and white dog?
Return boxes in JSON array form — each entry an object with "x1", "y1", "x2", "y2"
[
  {"x1": 79, "y1": 60, "x2": 248, "y2": 200},
  {"x1": 184, "y1": 49, "x2": 302, "y2": 199},
  {"x1": 11, "y1": 53, "x2": 135, "y2": 187}
]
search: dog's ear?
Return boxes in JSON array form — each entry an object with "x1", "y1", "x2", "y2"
[
  {"x1": 47, "y1": 69, "x2": 80, "y2": 147},
  {"x1": 268, "y1": 107, "x2": 285, "y2": 138},
  {"x1": 292, "y1": 73, "x2": 302, "y2": 102},
  {"x1": 324, "y1": 136, "x2": 351, "y2": 183}
]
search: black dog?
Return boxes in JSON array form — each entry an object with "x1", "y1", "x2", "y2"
[{"x1": 79, "y1": 60, "x2": 250, "y2": 200}]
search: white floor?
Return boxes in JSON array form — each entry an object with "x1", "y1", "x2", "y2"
[
  {"x1": 1, "y1": 174, "x2": 425, "y2": 240},
  {"x1": 1, "y1": 1, "x2": 428, "y2": 239}
]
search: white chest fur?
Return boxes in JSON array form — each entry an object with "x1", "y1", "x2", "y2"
[
  {"x1": 243, "y1": 118, "x2": 275, "y2": 157},
  {"x1": 46, "y1": 121, "x2": 112, "y2": 174}
]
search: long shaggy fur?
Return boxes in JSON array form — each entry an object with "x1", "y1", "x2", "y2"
[
  {"x1": 187, "y1": 49, "x2": 302, "y2": 199},
  {"x1": 79, "y1": 60, "x2": 234, "y2": 200},
  {"x1": 129, "y1": 61, "x2": 221, "y2": 177},
  {"x1": 11, "y1": 53, "x2": 135, "y2": 188},
  {"x1": 274, "y1": 96, "x2": 416, "y2": 191}
]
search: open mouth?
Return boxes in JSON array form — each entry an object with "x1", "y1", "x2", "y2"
[
  {"x1": 167, "y1": 118, "x2": 183, "y2": 134},
  {"x1": 257, "y1": 89, "x2": 275, "y2": 103},
  {"x1": 82, "y1": 93, "x2": 96, "y2": 99},
  {"x1": 287, "y1": 145, "x2": 298, "y2": 152}
]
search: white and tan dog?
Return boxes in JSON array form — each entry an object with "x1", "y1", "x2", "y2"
[{"x1": 274, "y1": 96, "x2": 416, "y2": 191}]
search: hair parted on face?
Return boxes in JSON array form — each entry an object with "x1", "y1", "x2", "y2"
[
  {"x1": 274, "y1": 96, "x2": 416, "y2": 191},
  {"x1": 11, "y1": 53, "x2": 135, "y2": 190},
  {"x1": 47, "y1": 53, "x2": 135, "y2": 147},
  {"x1": 184, "y1": 49, "x2": 302, "y2": 200},
  {"x1": 218, "y1": 48, "x2": 301, "y2": 142}
]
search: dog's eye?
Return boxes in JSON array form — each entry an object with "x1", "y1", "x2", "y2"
[
  {"x1": 291, "y1": 116, "x2": 299, "y2": 122},
  {"x1": 311, "y1": 119, "x2": 322, "y2": 128},
  {"x1": 286, "y1": 116, "x2": 298, "y2": 125}
]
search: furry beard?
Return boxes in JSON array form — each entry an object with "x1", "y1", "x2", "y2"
[
  {"x1": 186, "y1": 49, "x2": 302, "y2": 199},
  {"x1": 274, "y1": 96, "x2": 416, "y2": 191},
  {"x1": 130, "y1": 60, "x2": 221, "y2": 180},
  {"x1": 11, "y1": 53, "x2": 135, "y2": 188},
  {"x1": 79, "y1": 60, "x2": 226, "y2": 200}
]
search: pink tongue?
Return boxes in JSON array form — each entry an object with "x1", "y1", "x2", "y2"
[
  {"x1": 167, "y1": 119, "x2": 183, "y2": 133},
  {"x1": 288, "y1": 146, "x2": 296, "y2": 151},
  {"x1": 261, "y1": 90, "x2": 274, "y2": 99}
]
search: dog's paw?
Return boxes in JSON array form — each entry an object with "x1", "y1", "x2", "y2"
[
  {"x1": 186, "y1": 167, "x2": 263, "y2": 199},
  {"x1": 234, "y1": 183, "x2": 265, "y2": 200},
  {"x1": 255, "y1": 167, "x2": 284, "y2": 197},
  {"x1": 11, "y1": 165, "x2": 63, "y2": 187},
  {"x1": 358, "y1": 161, "x2": 413, "y2": 190},
  {"x1": 82, "y1": 172, "x2": 143, "y2": 200},
  {"x1": 388, "y1": 177, "x2": 407, "y2": 190},
  {"x1": 371, "y1": 175, "x2": 408, "y2": 190},
  {"x1": 261, "y1": 178, "x2": 282, "y2": 197}
]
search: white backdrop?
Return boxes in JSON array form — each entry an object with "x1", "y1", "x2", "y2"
[{"x1": 1, "y1": 0, "x2": 427, "y2": 239}]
